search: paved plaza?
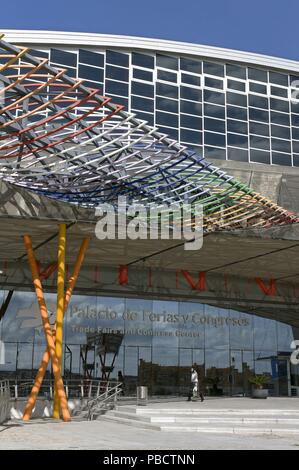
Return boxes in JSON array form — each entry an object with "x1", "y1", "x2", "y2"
[{"x1": 1, "y1": 398, "x2": 299, "y2": 450}]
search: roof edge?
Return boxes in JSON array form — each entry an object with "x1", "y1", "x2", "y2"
[{"x1": 1, "y1": 29, "x2": 299, "y2": 73}]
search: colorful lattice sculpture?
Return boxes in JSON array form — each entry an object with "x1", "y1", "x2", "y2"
[{"x1": 0, "y1": 35, "x2": 298, "y2": 231}]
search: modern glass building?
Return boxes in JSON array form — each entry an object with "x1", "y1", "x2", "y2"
[
  {"x1": 4, "y1": 30, "x2": 299, "y2": 167},
  {"x1": 1, "y1": 291, "x2": 299, "y2": 397},
  {"x1": 1, "y1": 31, "x2": 299, "y2": 397}
]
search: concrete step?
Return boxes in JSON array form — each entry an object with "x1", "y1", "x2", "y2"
[
  {"x1": 101, "y1": 404, "x2": 299, "y2": 435},
  {"x1": 102, "y1": 412, "x2": 299, "y2": 435},
  {"x1": 100, "y1": 414, "x2": 161, "y2": 431},
  {"x1": 116, "y1": 405, "x2": 299, "y2": 416},
  {"x1": 108, "y1": 410, "x2": 299, "y2": 424}
]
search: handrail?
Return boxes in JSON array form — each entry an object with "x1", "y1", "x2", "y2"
[
  {"x1": 87, "y1": 383, "x2": 122, "y2": 420},
  {"x1": 0, "y1": 379, "x2": 10, "y2": 424},
  {"x1": 6, "y1": 378, "x2": 118, "y2": 399}
]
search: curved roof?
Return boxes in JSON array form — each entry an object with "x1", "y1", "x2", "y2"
[{"x1": 2, "y1": 29, "x2": 299, "y2": 74}]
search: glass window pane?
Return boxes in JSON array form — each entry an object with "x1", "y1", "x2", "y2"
[
  {"x1": 204, "y1": 90, "x2": 225, "y2": 105},
  {"x1": 204, "y1": 146, "x2": 226, "y2": 159},
  {"x1": 79, "y1": 49, "x2": 104, "y2": 67},
  {"x1": 159, "y1": 126, "x2": 178, "y2": 139},
  {"x1": 270, "y1": 98, "x2": 289, "y2": 113},
  {"x1": 250, "y1": 149, "x2": 270, "y2": 164},
  {"x1": 293, "y1": 141, "x2": 299, "y2": 153},
  {"x1": 205, "y1": 76, "x2": 223, "y2": 89},
  {"x1": 180, "y1": 86, "x2": 201, "y2": 101},
  {"x1": 156, "y1": 97, "x2": 178, "y2": 113},
  {"x1": 227, "y1": 147, "x2": 248, "y2": 161},
  {"x1": 180, "y1": 128, "x2": 202, "y2": 144},
  {"x1": 157, "y1": 54, "x2": 178, "y2": 70},
  {"x1": 226, "y1": 63, "x2": 247, "y2": 79},
  {"x1": 227, "y1": 105, "x2": 247, "y2": 121},
  {"x1": 269, "y1": 71, "x2": 289, "y2": 87},
  {"x1": 204, "y1": 132, "x2": 225, "y2": 147},
  {"x1": 271, "y1": 138, "x2": 291, "y2": 153},
  {"x1": 131, "y1": 95, "x2": 154, "y2": 113},
  {"x1": 106, "y1": 65, "x2": 129, "y2": 82},
  {"x1": 133, "y1": 110, "x2": 154, "y2": 126},
  {"x1": 156, "y1": 82, "x2": 178, "y2": 99},
  {"x1": 253, "y1": 317, "x2": 277, "y2": 350},
  {"x1": 133, "y1": 68, "x2": 153, "y2": 82},
  {"x1": 156, "y1": 111, "x2": 178, "y2": 128},
  {"x1": 271, "y1": 86, "x2": 288, "y2": 98},
  {"x1": 180, "y1": 57, "x2": 202, "y2": 74},
  {"x1": 248, "y1": 67, "x2": 268, "y2": 82},
  {"x1": 249, "y1": 108, "x2": 269, "y2": 123},
  {"x1": 227, "y1": 79, "x2": 245, "y2": 92},
  {"x1": 249, "y1": 121, "x2": 269, "y2": 136},
  {"x1": 132, "y1": 81, "x2": 154, "y2": 98},
  {"x1": 227, "y1": 119, "x2": 248, "y2": 134},
  {"x1": 229, "y1": 311, "x2": 253, "y2": 349},
  {"x1": 30, "y1": 49, "x2": 48, "y2": 59},
  {"x1": 181, "y1": 73, "x2": 201, "y2": 87},
  {"x1": 157, "y1": 69, "x2": 177, "y2": 83},
  {"x1": 180, "y1": 100, "x2": 202, "y2": 115},
  {"x1": 106, "y1": 50, "x2": 129, "y2": 67},
  {"x1": 291, "y1": 101, "x2": 299, "y2": 114},
  {"x1": 204, "y1": 117, "x2": 225, "y2": 133},
  {"x1": 227, "y1": 133, "x2": 248, "y2": 148},
  {"x1": 271, "y1": 124, "x2": 290, "y2": 140},
  {"x1": 79, "y1": 79, "x2": 103, "y2": 90},
  {"x1": 249, "y1": 94, "x2": 269, "y2": 109},
  {"x1": 272, "y1": 152, "x2": 292, "y2": 166},
  {"x1": 290, "y1": 74, "x2": 299, "y2": 86},
  {"x1": 271, "y1": 111, "x2": 290, "y2": 126},
  {"x1": 106, "y1": 80, "x2": 128, "y2": 97},
  {"x1": 78, "y1": 64, "x2": 103, "y2": 82},
  {"x1": 203, "y1": 61, "x2": 224, "y2": 77},
  {"x1": 50, "y1": 49, "x2": 77, "y2": 67},
  {"x1": 124, "y1": 346, "x2": 138, "y2": 378},
  {"x1": 226, "y1": 92, "x2": 247, "y2": 107},
  {"x1": 181, "y1": 114, "x2": 202, "y2": 130},
  {"x1": 249, "y1": 82, "x2": 267, "y2": 94},
  {"x1": 52, "y1": 65, "x2": 76, "y2": 77},
  {"x1": 109, "y1": 96, "x2": 128, "y2": 109},
  {"x1": 132, "y1": 52, "x2": 154, "y2": 69},
  {"x1": 204, "y1": 103, "x2": 225, "y2": 119},
  {"x1": 291, "y1": 114, "x2": 299, "y2": 126},
  {"x1": 292, "y1": 127, "x2": 299, "y2": 140},
  {"x1": 250, "y1": 135, "x2": 270, "y2": 150}
]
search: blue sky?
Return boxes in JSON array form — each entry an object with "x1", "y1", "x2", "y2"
[{"x1": 1, "y1": 0, "x2": 298, "y2": 60}]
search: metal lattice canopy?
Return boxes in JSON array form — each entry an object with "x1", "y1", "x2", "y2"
[{"x1": 0, "y1": 34, "x2": 298, "y2": 232}]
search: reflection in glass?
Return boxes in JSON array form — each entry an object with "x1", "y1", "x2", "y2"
[
  {"x1": 227, "y1": 147, "x2": 248, "y2": 162},
  {"x1": 132, "y1": 52, "x2": 154, "y2": 69}
]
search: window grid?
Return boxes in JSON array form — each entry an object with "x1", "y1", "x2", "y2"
[{"x1": 43, "y1": 47, "x2": 299, "y2": 166}]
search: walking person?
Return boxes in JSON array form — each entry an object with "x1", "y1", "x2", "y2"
[
  {"x1": 187, "y1": 366, "x2": 204, "y2": 402},
  {"x1": 118, "y1": 370, "x2": 125, "y2": 396}
]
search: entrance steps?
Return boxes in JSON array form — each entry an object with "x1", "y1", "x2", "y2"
[{"x1": 101, "y1": 402, "x2": 299, "y2": 435}]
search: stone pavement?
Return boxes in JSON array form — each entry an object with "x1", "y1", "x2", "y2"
[{"x1": 1, "y1": 397, "x2": 299, "y2": 450}]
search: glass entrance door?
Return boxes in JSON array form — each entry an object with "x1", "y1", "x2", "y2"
[
  {"x1": 277, "y1": 356, "x2": 291, "y2": 396},
  {"x1": 230, "y1": 350, "x2": 254, "y2": 396}
]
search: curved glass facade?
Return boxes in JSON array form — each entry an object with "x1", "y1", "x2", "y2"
[
  {"x1": 28, "y1": 45, "x2": 299, "y2": 166},
  {"x1": 1, "y1": 291, "x2": 299, "y2": 397}
]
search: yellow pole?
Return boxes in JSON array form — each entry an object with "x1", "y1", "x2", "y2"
[
  {"x1": 53, "y1": 224, "x2": 66, "y2": 419},
  {"x1": 22, "y1": 238, "x2": 90, "y2": 421},
  {"x1": 23, "y1": 235, "x2": 70, "y2": 422}
]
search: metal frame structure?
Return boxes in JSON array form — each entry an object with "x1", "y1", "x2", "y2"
[
  {"x1": 1, "y1": 35, "x2": 299, "y2": 420},
  {"x1": 0, "y1": 35, "x2": 298, "y2": 232}
]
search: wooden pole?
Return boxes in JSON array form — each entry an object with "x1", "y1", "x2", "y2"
[
  {"x1": 22, "y1": 235, "x2": 71, "y2": 422},
  {"x1": 22, "y1": 238, "x2": 90, "y2": 421},
  {"x1": 53, "y1": 224, "x2": 66, "y2": 418}
]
